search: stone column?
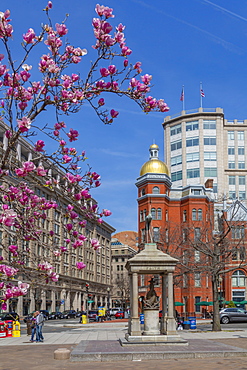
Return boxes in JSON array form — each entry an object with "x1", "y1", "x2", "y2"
[
  {"x1": 166, "y1": 272, "x2": 177, "y2": 335},
  {"x1": 30, "y1": 288, "x2": 35, "y2": 313},
  {"x1": 160, "y1": 274, "x2": 167, "y2": 334},
  {"x1": 17, "y1": 296, "x2": 23, "y2": 317},
  {"x1": 41, "y1": 290, "x2": 46, "y2": 310},
  {"x1": 51, "y1": 290, "x2": 56, "y2": 312},
  {"x1": 128, "y1": 272, "x2": 141, "y2": 336}
]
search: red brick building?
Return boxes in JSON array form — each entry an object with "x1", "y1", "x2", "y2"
[{"x1": 136, "y1": 144, "x2": 216, "y2": 316}]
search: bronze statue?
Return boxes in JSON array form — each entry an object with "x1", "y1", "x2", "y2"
[{"x1": 145, "y1": 277, "x2": 159, "y2": 309}]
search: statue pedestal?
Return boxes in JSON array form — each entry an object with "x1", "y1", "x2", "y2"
[{"x1": 143, "y1": 308, "x2": 160, "y2": 335}]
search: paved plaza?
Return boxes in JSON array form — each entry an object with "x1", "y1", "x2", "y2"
[{"x1": 1, "y1": 321, "x2": 247, "y2": 368}]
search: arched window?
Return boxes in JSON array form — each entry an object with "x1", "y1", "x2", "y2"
[
  {"x1": 157, "y1": 208, "x2": 162, "y2": 220},
  {"x1": 141, "y1": 188, "x2": 145, "y2": 196},
  {"x1": 183, "y1": 210, "x2": 187, "y2": 222},
  {"x1": 151, "y1": 208, "x2": 156, "y2": 220},
  {"x1": 140, "y1": 211, "x2": 143, "y2": 222},
  {"x1": 166, "y1": 210, "x2": 168, "y2": 221},
  {"x1": 153, "y1": 227, "x2": 160, "y2": 242},
  {"x1": 198, "y1": 209, "x2": 202, "y2": 221},
  {"x1": 232, "y1": 270, "x2": 246, "y2": 287},
  {"x1": 152, "y1": 186, "x2": 160, "y2": 194},
  {"x1": 192, "y1": 209, "x2": 197, "y2": 221}
]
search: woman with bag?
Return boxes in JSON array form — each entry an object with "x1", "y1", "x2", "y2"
[{"x1": 30, "y1": 312, "x2": 38, "y2": 342}]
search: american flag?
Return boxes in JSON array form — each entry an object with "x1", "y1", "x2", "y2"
[
  {"x1": 200, "y1": 89, "x2": 205, "y2": 97},
  {"x1": 180, "y1": 88, "x2": 184, "y2": 101}
]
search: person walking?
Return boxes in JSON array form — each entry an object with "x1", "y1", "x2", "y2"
[
  {"x1": 30, "y1": 312, "x2": 38, "y2": 342},
  {"x1": 36, "y1": 311, "x2": 44, "y2": 342}
]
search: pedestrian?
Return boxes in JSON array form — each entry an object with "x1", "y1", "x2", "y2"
[
  {"x1": 30, "y1": 312, "x2": 38, "y2": 342},
  {"x1": 36, "y1": 311, "x2": 45, "y2": 342}
]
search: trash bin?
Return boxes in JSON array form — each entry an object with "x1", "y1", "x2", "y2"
[
  {"x1": 26, "y1": 319, "x2": 32, "y2": 335},
  {"x1": 81, "y1": 315, "x2": 87, "y2": 324},
  {"x1": 140, "y1": 313, "x2": 144, "y2": 324},
  {"x1": 12, "y1": 321, "x2": 21, "y2": 337},
  {"x1": 183, "y1": 321, "x2": 190, "y2": 330},
  {"x1": 188, "y1": 316, "x2": 196, "y2": 330}
]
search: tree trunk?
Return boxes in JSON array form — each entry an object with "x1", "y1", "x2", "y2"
[{"x1": 212, "y1": 275, "x2": 221, "y2": 331}]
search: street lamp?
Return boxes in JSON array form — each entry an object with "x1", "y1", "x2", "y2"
[{"x1": 107, "y1": 287, "x2": 110, "y2": 310}]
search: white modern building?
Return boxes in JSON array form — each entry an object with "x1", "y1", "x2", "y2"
[{"x1": 163, "y1": 107, "x2": 247, "y2": 203}]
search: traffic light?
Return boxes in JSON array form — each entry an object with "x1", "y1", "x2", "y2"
[{"x1": 86, "y1": 283, "x2": 89, "y2": 293}]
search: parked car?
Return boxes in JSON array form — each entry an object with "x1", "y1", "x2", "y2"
[
  {"x1": 220, "y1": 308, "x2": 247, "y2": 324},
  {"x1": 0, "y1": 312, "x2": 19, "y2": 321},
  {"x1": 88, "y1": 310, "x2": 98, "y2": 321},
  {"x1": 49, "y1": 311, "x2": 63, "y2": 320},
  {"x1": 109, "y1": 308, "x2": 123, "y2": 317},
  {"x1": 115, "y1": 311, "x2": 124, "y2": 319},
  {"x1": 61, "y1": 310, "x2": 77, "y2": 319}
]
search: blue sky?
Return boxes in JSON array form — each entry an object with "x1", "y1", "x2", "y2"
[{"x1": 2, "y1": 0, "x2": 247, "y2": 233}]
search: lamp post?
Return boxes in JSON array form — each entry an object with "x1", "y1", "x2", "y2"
[
  {"x1": 107, "y1": 287, "x2": 110, "y2": 310},
  {"x1": 85, "y1": 283, "x2": 89, "y2": 320}
]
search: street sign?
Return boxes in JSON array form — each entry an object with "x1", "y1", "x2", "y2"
[
  {"x1": 60, "y1": 300, "x2": 65, "y2": 304},
  {"x1": 87, "y1": 300, "x2": 94, "y2": 303}
]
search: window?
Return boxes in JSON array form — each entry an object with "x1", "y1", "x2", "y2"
[
  {"x1": 151, "y1": 208, "x2": 156, "y2": 220},
  {"x1": 171, "y1": 140, "x2": 182, "y2": 151},
  {"x1": 203, "y1": 120, "x2": 216, "y2": 129},
  {"x1": 238, "y1": 162, "x2": 245, "y2": 169},
  {"x1": 238, "y1": 147, "x2": 245, "y2": 155},
  {"x1": 195, "y1": 250, "x2": 200, "y2": 262},
  {"x1": 141, "y1": 188, "x2": 145, "y2": 196},
  {"x1": 183, "y1": 274, "x2": 188, "y2": 288},
  {"x1": 239, "y1": 176, "x2": 245, "y2": 185},
  {"x1": 187, "y1": 152, "x2": 199, "y2": 163},
  {"x1": 232, "y1": 270, "x2": 245, "y2": 287},
  {"x1": 183, "y1": 210, "x2": 187, "y2": 222},
  {"x1": 187, "y1": 168, "x2": 200, "y2": 179},
  {"x1": 166, "y1": 210, "x2": 168, "y2": 221},
  {"x1": 204, "y1": 137, "x2": 216, "y2": 145},
  {"x1": 204, "y1": 168, "x2": 217, "y2": 177},
  {"x1": 195, "y1": 228, "x2": 201, "y2": 241},
  {"x1": 198, "y1": 209, "x2": 202, "y2": 221},
  {"x1": 171, "y1": 170, "x2": 182, "y2": 182},
  {"x1": 228, "y1": 131, "x2": 234, "y2": 141},
  {"x1": 204, "y1": 152, "x2": 217, "y2": 161},
  {"x1": 141, "y1": 229, "x2": 145, "y2": 242},
  {"x1": 229, "y1": 176, "x2": 236, "y2": 185},
  {"x1": 153, "y1": 227, "x2": 160, "y2": 242},
  {"x1": 171, "y1": 155, "x2": 182, "y2": 166},
  {"x1": 195, "y1": 296, "x2": 201, "y2": 312},
  {"x1": 182, "y1": 229, "x2": 188, "y2": 242},
  {"x1": 186, "y1": 137, "x2": 199, "y2": 147},
  {"x1": 195, "y1": 274, "x2": 201, "y2": 287},
  {"x1": 239, "y1": 191, "x2": 246, "y2": 200},
  {"x1": 186, "y1": 121, "x2": 198, "y2": 131},
  {"x1": 229, "y1": 191, "x2": 236, "y2": 199},
  {"x1": 228, "y1": 147, "x2": 235, "y2": 155},
  {"x1": 238, "y1": 131, "x2": 244, "y2": 141},
  {"x1": 152, "y1": 186, "x2": 160, "y2": 194},
  {"x1": 140, "y1": 211, "x2": 143, "y2": 222},
  {"x1": 157, "y1": 208, "x2": 162, "y2": 220},
  {"x1": 240, "y1": 246, "x2": 246, "y2": 260},
  {"x1": 192, "y1": 209, "x2": 197, "y2": 221},
  {"x1": 171, "y1": 124, "x2": 181, "y2": 136},
  {"x1": 192, "y1": 189, "x2": 201, "y2": 195},
  {"x1": 228, "y1": 161, "x2": 235, "y2": 169}
]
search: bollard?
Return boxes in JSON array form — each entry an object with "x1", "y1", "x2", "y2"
[{"x1": 54, "y1": 348, "x2": 71, "y2": 360}]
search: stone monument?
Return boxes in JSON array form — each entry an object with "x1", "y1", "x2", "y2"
[{"x1": 123, "y1": 242, "x2": 187, "y2": 345}]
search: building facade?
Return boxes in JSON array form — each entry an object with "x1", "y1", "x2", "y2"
[
  {"x1": 136, "y1": 143, "x2": 215, "y2": 315},
  {"x1": 111, "y1": 238, "x2": 137, "y2": 309},
  {"x1": 163, "y1": 107, "x2": 247, "y2": 203},
  {"x1": 0, "y1": 122, "x2": 115, "y2": 316}
]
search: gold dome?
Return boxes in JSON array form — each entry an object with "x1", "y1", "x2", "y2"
[
  {"x1": 140, "y1": 159, "x2": 169, "y2": 176},
  {"x1": 150, "y1": 144, "x2": 159, "y2": 149}
]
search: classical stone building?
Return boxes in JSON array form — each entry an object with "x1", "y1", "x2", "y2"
[
  {"x1": 0, "y1": 122, "x2": 115, "y2": 316},
  {"x1": 111, "y1": 238, "x2": 137, "y2": 309}
]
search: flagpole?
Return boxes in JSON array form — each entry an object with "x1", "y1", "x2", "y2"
[
  {"x1": 183, "y1": 85, "x2": 185, "y2": 111},
  {"x1": 180, "y1": 85, "x2": 185, "y2": 111},
  {"x1": 200, "y1": 82, "x2": 202, "y2": 108}
]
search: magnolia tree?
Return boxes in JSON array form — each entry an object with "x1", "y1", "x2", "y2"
[{"x1": 0, "y1": 3, "x2": 169, "y2": 310}]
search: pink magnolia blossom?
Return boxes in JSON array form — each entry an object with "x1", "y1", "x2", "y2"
[
  {"x1": 76, "y1": 261, "x2": 86, "y2": 270},
  {"x1": 102, "y1": 209, "x2": 112, "y2": 216},
  {"x1": 67, "y1": 129, "x2": 79, "y2": 142},
  {"x1": 36, "y1": 166, "x2": 47, "y2": 176},
  {"x1": 91, "y1": 238, "x2": 100, "y2": 250},
  {"x1": 110, "y1": 109, "x2": 119, "y2": 118},
  {"x1": 98, "y1": 98, "x2": 105, "y2": 106},
  {"x1": 17, "y1": 117, "x2": 31, "y2": 133},
  {"x1": 9, "y1": 245, "x2": 18, "y2": 253},
  {"x1": 55, "y1": 23, "x2": 68, "y2": 36},
  {"x1": 34, "y1": 140, "x2": 45, "y2": 152},
  {"x1": 23, "y1": 28, "x2": 36, "y2": 44}
]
